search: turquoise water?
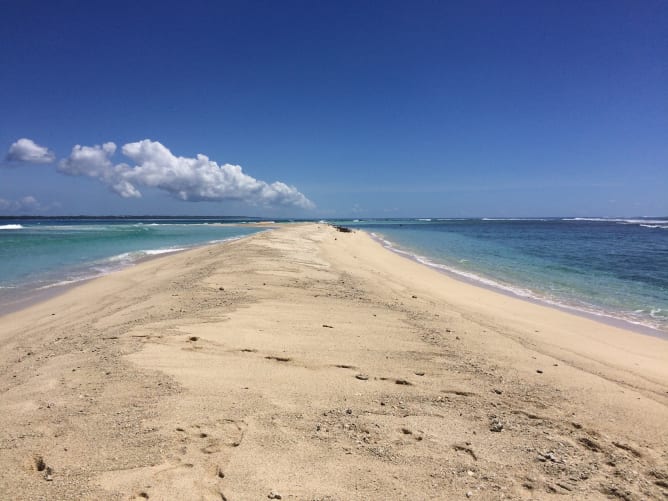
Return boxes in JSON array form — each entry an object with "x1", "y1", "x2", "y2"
[
  {"x1": 335, "y1": 218, "x2": 668, "y2": 335},
  {"x1": 3, "y1": 216, "x2": 667, "y2": 335},
  {"x1": 0, "y1": 218, "x2": 265, "y2": 311}
]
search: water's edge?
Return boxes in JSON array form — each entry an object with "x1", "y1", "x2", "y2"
[
  {"x1": 0, "y1": 231, "x2": 265, "y2": 318},
  {"x1": 366, "y1": 230, "x2": 668, "y2": 341}
]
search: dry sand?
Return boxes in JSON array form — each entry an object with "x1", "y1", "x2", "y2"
[{"x1": 0, "y1": 223, "x2": 667, "y2": 500}]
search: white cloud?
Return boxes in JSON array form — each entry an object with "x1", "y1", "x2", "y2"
[
  {"x1": 5, "y1": 138, "x2": 55, "y2": 164},
  {"x1": 57, "y1": 142, "x2": 141, "y2": 198},
  {"x1": 0, "y1": 195, "x2": 42, "y2": 213},
  {"x1": 58, "y1": 139, "x2": 314, "y2": 209}
]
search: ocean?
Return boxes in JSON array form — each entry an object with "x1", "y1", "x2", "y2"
[
  {"x1": 336, "y1": 218, "x2": 668, "y2": 336},
  {"x1": 2, "y1": 216, "x2": 667, "y2": 336},
  {"x1": 0, "y1": 218, "x2": 267, "y2": 313}
]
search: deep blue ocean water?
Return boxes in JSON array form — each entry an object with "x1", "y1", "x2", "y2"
[
  {"x1": 335, "y1": 218, "x2": 668, "y2": 335},
  {"x1": 0, "y1": 218, "x2": 266, "y2": 312}
]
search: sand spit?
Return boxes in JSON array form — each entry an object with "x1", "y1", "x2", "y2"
[{"x1": 0, "y1": 223, "x2": 666, "y2": 500}]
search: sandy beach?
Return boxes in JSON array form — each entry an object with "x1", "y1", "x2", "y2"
[{"x1": 0, "y1": 223, "x2": 666, "y2": 500}]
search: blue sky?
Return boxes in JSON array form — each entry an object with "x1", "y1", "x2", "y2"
[{"x1": 1, "y1": 0, "x2": 666, "y2": 217}]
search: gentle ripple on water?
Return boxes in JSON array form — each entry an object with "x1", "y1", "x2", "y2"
[{"x1": 336, "y1": 218, "x2": 668, "y2": 334}]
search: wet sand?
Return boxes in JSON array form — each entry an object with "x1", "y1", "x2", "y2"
[{"x1": 1, "y1": 223, "x2": 666, "y2": 500}]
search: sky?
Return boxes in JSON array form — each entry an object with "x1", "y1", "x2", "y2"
[{"x1": 1, "y1": 0, "x2": 666, "y2": 218}]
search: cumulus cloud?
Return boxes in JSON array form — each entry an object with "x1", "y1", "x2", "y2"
[
  {"x1": 5, "y1": 138, "x2": 55, "y2": 164},
  {"x1": 58, "y1": 139, "x2": 314, "y2": 209},
  {"x1": 57, "y1": 142, "x2": 141, "y2": 198}
]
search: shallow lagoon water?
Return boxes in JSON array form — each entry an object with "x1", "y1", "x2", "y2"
[{"x1": 0, "y1": 218, "x2": 266, "y2": 311}]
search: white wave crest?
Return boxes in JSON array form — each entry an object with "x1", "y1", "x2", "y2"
[
  {"x1": 482, "y1": 218, "x2": 548, "y2": 221},
  {"x1": 650, "y1": 308, "x2": 665, "y2": 318},
  {"x1": 105, "y1": 247, "x2": 186, "y2": 265},
  {"x1": 37, "y1": 277, "x2": 91, "y2": 290},
  {"x1": 144, "y1": 248, "x2": 186, "y2": 255},
  {"x1": 0, "y1": 224, "x2": 23, "y2": 230},
  {"x1": 564, "y1": 217, "x2": 668, "y2": 225}
]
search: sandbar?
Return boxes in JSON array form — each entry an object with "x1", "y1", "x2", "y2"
[{"x1": 0, "y1": 223, "x2": 666, "y2": 500}]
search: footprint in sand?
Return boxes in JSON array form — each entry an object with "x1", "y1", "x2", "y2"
[
  {"x1": 398, "y1": 427, "x2": 424, "y2": 443},
  {"x1": 376, "y1": 377, "x2": 414, "y2": 386},
  {"x1": 265, "y1": 355, "x2": 291, "y2": 362},
  {"x1": 29, "y1": 454, "x2": 53, "y2": 481},
  {"x1": 175, "y1": 419, "x2": 246, "y2": 456},
  {"x1": 441, "y1": 389, "x2": 476, "y2": 397}
]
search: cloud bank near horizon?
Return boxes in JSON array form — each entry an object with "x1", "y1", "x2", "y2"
[
  {"x1": 2, "y1": 138, "x2": 313, "y2": 210},
  {"x1": 0, "y1": 195, "x2": 43, "y2": 213},
  {"x1": 5, "y1": 138, "x2": 55, "y2": 164}
]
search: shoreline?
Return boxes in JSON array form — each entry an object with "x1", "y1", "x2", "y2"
[
  {"x1": 366, "y1": 231, "x2": 668, "y2": 340},
  {"x1": 4, "y1": 219, "x2": 665, "y2": 338},
  {"x1": 4, "y1": 222, "x2": 664, "y2": 340},
  {"x1": 1, "y1": 223, "x2": 666, "y2": 499},
  {"x1": 0, "y1": 226, "x2": 274, "y2": 318}
]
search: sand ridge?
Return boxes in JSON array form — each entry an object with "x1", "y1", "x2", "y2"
[{"x1": 0, "y1": 223, "x2": 667, "y2": 500}]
